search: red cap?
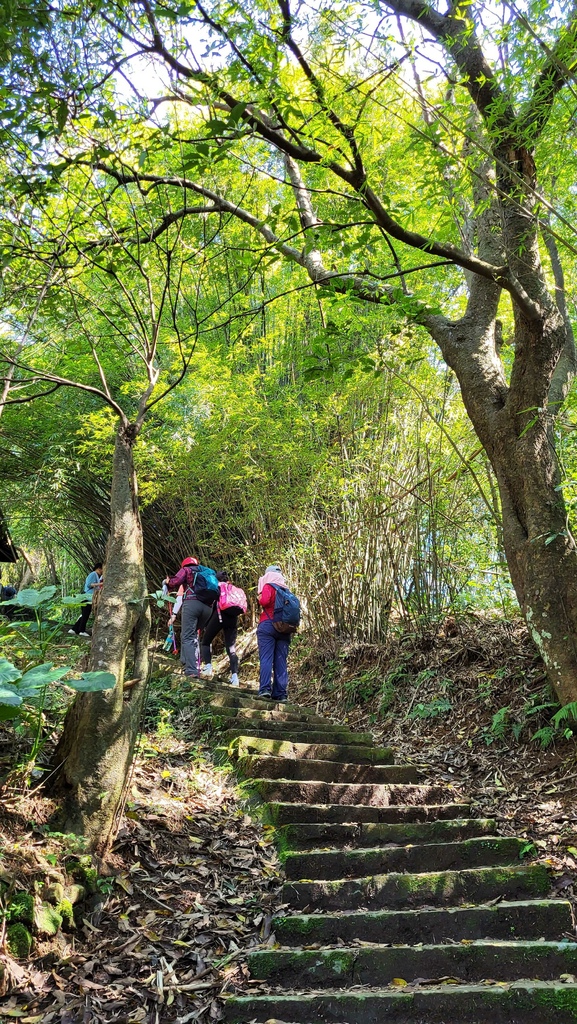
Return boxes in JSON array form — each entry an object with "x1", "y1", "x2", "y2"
[{"x1": 181, "y1": 557, "x2": 199, "y2": 568}]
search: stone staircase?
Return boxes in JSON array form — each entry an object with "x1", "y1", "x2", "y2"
[{"x1": 192, "y1": 682, "x2": 577, "y2": 1023}]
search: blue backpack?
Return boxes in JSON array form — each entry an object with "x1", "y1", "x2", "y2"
[
  {"x1": 185, "y1": 564, "x2": 219, "y2": 606},
  {"x1": 271, "y1": 584, "x2": 301, "y2": 633}
]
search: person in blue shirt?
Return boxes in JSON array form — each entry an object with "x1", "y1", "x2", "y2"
[{"x1": 68, "y1": 563, "x2": 103, "y2": 637}]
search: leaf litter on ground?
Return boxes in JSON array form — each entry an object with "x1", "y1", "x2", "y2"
[{"x1": 1, "y1": 704, "x2": 283, "y2": 1024}]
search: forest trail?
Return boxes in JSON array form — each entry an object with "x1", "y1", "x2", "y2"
[{"x1": 197, "y1": 681, "x2": 577, "y2": 1024}]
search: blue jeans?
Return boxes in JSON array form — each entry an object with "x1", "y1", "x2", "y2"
[{"x1": 257, "y1": 619, "x2": 291, "y2": 700}]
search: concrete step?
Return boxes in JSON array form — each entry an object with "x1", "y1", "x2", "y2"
[
  {"x1": 251, "y1": 779, "x2": 452, "y2": 807},
  {"x1": 263, "y1": 801, "x2": 471, "y2": 825},
  {"x1": 224, "y1": 981, "x2": 577, "y2": 1023},
  {"x1": 191, "y1": 686, "x2": 303, "y2": 714},
  {"x1": 284, "y1": 836, "x2": 526, "y2": 880},
  {"x1": 282, "y1": 862, "x2": 551, "y2": 911},
  {"x1": 214, "y1": 691, "x2": 574, "y2": 1024},
  {"x1": 221, "y1": 727, "x2": 375, "y2": 745},
  {"x1": 225, "y1": 737, "x2": 394, "y2": 763},
  {"x1": 222, "y1": 719, "x2": 366, "y2": 736},
  {"x1": 273, "y1": 899, "x2": 574, "y2": 945},
  {"x1": 193, "y1": 680, "x2": 259, "y2": 695},
  {"x1": 249, "y1": 938, "x2": 577, "y2": 987},
  {"x1": 240, "y1": 757, "x2": 418, "y2": 784},
  {"x1": 275, "y1": 817, "x2": 498, "y2": 850},
  {"x1": 207, "y1": 706, "x2": 328, "y2": 725}
]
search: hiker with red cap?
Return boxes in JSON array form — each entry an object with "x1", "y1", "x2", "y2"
[{"x1": 163, "y1": 557, "x2": 220, "y2": 679}]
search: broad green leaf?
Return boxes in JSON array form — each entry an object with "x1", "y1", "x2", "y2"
[
  {"x1": 0, "y1": 684, "x2": 23, "y2": 707},
  {"x1": 20, "y1": 663, "x2": 70, "y2": 688},
  {"x1": 61, "y1": 594, "x2": 89, "y2": 606},
  {"x1": 6, "y1": 586, "x2": 57, "y2": 608},
  {"x1": 0, "y1": 704, "x2": 21, "y2": 720},
  {"x1": 67, "y1": 671, "x2": 116, "y2": 692},
  {"x1": 0, "y1": 658, "x2": 21, "y2": 685}
]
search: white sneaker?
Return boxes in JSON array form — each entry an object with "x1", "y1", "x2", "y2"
[
  {"x1": 230, "y1": 674, "x2": 240, "y2": 687},
  {"x1": 200, "y1": 665, "x2": 213, "y2": 680},
  {"x1": 78, "y1": 632, "x2": 90, "y2": 638},
  {"x1": 67, "y1": 629, "x2": 76, "y2": 635}
]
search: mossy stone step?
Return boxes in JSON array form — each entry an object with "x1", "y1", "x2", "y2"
[
  {"x1": 223, "y1": 981, "x2": 577, "y2": 1023},
  {"x1": 263, "y1": 801, "x2": 470, "y2": 825},
  {"x1": 191, "y1": 687, "x2": 303, "y2": 714},
  {"x1": 221, "y1": 728, "x2": 375, "y2": 745},
  {"x1": 221, "y1": 719, "x2": 363, "y2": 736},
  {"x1": 282, "y1": 862, "x2": 551, "y2": 911},
  {"x1": 225, "y1": 738, "x2": 394, "y2": 763},
  {"x1": 284, "y1": 836, "x2": 526, "y2": 880},
  {"x1": 275, "y1": 817, "x2": 497, "y2": 850},
  {"x1": 193, "y1": 680, "x2": 258, "y2": 692},
  {"x1": 251, "y1": 779, "x2": 451, "y2": 807},
  {"x1": 240, "y1": 757, "x2": 417, "y2": 784},
  {"x1": 216, "y1": 692, "x2": 572, "y2": 1024},
  {"x1": 249, "y1": 938, "x2": 577, "y2": 987},
  {"x1": 273, "y1": 898, "x2": 574, "y2": 945},
  {"x1": 206, "y1": 706, "x2": 328, "y2": 724}
]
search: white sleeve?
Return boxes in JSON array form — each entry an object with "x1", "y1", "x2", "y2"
[{"x1": 172, "y1": 593, "x2": 183, "y2": 617}]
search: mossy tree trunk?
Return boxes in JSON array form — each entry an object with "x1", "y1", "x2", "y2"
[{"x1": 50, "y1": 421, "x2": 151, "y2": 853}]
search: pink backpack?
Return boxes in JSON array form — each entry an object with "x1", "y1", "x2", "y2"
[{"x1": 218, "y1": 581, "x2": 247, "y2": 614}]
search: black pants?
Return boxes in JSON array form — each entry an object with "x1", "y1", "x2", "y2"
[
  {"x1": 201, "y1": 609, "x2": 240, "y2": 674},
  {"x1": 71, "y1": 603, "x2": 92, "y2": 634},
  {"x1": 181, "y1": 598, "x2": 214, "y2": 676}
]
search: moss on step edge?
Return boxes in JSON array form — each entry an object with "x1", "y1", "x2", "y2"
[
  {"x1": 251, "y1": 948, "x2": 356, "y2": 979},
  {"x1": 293, "y1": 863, "x2": 551, "y2": 903},
  {"x1": 223, "y1": 985, "x2": 577, "y2": 1023},
  {"x1": 364, "y1": 818, "x2": 497, "y2": 843},
  {"x1": 258, "y1": 823, "x2": 288, "y2": 863},
  {"x1": 390, "y1": 864, "x2": 551, "y2": 898},
  {"x1": 254, "y1": 802, "x2": 282, "y2": 826},
  {"x1": 271, "y1": 913, "x2": 317, "y2": 938},
  {"x1": 535, "y1": 988, "x2": 577, "y2": 1013}
]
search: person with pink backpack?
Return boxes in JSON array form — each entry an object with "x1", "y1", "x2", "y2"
[{"x1": 200, "y1": 571, "x2": 247, "y2": 686}]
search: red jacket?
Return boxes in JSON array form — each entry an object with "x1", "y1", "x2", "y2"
[{"x1": 258, "y1": 583, "x2": 276, "y2": 623}]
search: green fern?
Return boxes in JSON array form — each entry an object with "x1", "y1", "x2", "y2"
[
  {"x1": 531, "y1": 701, "x2": 577, "y2": 749},
  {"x1": 552, "y1": 701, "x2": 577, "y2": 729},
  {"x1": 491, "y1": 706, "x2": 510, "y2": 733},
  {"x1": 531, "y1": 726, "x2": 555, "y2": 749}
]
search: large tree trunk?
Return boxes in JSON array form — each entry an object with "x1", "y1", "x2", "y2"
[
  {"x1": 481, "y1": 385, "x2": 577, "y2": 708},
  {"x1": 434, "y1": 295, "x2": 577, "y2": 707},
  {"x1": 493, "y1": 425, "x2": 577, "y2": 707},
  {"x1": 50, "y1": 421, "x2": 151, "y2": 852}
]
